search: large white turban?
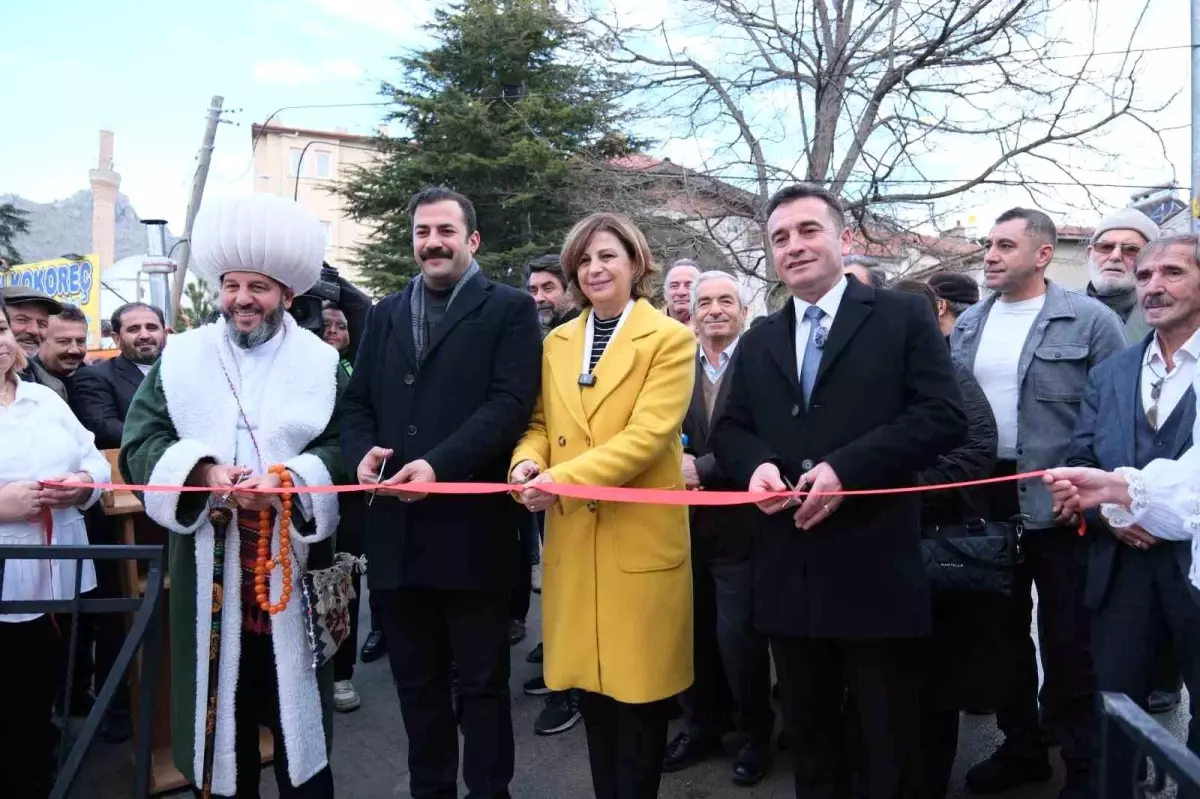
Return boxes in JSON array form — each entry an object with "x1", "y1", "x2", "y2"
[{"x1": 191, "y1": 194, "x2": 325, "y2": 294}]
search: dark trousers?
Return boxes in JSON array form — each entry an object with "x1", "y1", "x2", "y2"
[
  {"x1": 0, "y1": 615, "x2": 62, "y2": 799},
  {"x1": 333, "y1": 496, "x2": 366, "y2": 681},
  {"x1": 1092, "y1": 544, "x2": 1200, "y2": 753},
  {"x1": 983, "y1": 464, "x2": 1094, "y2": 779},
  {"x1": 333, "y1": 570, "x2": 362, "y2": 682},
  {"x1": 377, "y1": 588, "x2": 514, "y2": 799},
  {"x1": 1151, "y1": 635, "x2": 1183, "y2": 694},
  {"x1": 87, "y1": 506, "x2": 129, "y2": 712},
  {"x1": 202, "y1": 631, "x2": 334, "y2": 798},
  {"x1": 681, "y1": 553, "x2": 773, "y2": 748},
  {"x1": 580, "y1": 691, "x2": 671, "y2": 799},
  {"x1": 773, "y1": 635, "x2": 925, "y2": 799},
  {"x1": 508, "y1": 510, "x2": 539, "y2": 624}
]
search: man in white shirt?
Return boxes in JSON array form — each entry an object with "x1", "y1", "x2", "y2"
[
  {"x1": 951, "y1": 208, "x2": 1126, "y2": 799},
  {"x1": 1064, "y1": 233, "x2": 1200, "y2": 763}
]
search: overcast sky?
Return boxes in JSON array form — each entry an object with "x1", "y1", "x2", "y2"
[{"x1": 0, "y1": 0, "x2": 1191, "y2": 239}]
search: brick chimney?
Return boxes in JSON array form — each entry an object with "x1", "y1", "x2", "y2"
[{"x1": 89, "y1": 130, "x2": 120, "y2": 271}]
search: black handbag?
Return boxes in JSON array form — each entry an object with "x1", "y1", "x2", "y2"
[{"x1": 920, "y1": 516, "x2": 1025, "y2": 597}]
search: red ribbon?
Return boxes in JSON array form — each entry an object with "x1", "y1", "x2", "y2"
[{"x1": 43, "y1": 469, "x2": 1087, "y2": 534}]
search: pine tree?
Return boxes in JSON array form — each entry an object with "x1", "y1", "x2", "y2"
[
  {"x1": 337, "y1": 0, "x2": 641, "y2": 295},
  {"x1": 0, "y1": 203, "x2": 30, "y2": 265}
]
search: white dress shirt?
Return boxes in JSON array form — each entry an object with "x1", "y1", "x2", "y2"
[
  {"x1": 1141, "y1": 329, "x2": 1200, "y2": 429},
  {"x1": 0, "y1": 381, "x2": 110, "y2": 622},
  {"x1": 221, "y1": 328, "x2": 286, "y2": 472},
  {"x1": 792, "y1": 276, "x2": 848, "y2": 380}
]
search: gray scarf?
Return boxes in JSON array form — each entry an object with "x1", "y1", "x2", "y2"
[{"x1": 410, "y1": 260, "x2": 482, "y2": 365}]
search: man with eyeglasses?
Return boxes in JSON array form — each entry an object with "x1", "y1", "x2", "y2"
[{"x1": 1086, "y1": 208, "x2": 1158, "y2": 344}]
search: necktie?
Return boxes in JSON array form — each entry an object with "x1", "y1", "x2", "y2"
[{"x1": 800, "y1": 305, "x2": 825, "y2": 407}]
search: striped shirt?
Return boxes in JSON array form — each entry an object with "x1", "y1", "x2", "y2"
[{"x1": 589, "y1": 314, "x2": 620, "y2": 372}]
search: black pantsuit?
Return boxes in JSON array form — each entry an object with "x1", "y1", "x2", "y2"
[
  {"x1": 0, "y1": 615, "x2": 62, "y2": 799},
  {"x1": 580, "y1": 692, "x2": 672, "y2": 799},
  {"x1": 376, "y1": 588, "x2": 514, "y2": 799}
]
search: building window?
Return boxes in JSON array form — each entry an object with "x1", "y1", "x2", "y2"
[
  {"x1": 289, "y1": 147, "x2": 304, "y2": 178},
  {"x1": 313, "y1": 151, "x2": 332, "y2": 179},
  {"x1": 321, "y1": 221, "x2": 333, "y2": 250}
]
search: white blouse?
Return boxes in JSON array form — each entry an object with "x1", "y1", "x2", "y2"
[
  {"x1": 0, "y1": 380, "x2": 110, "y2": 622},
  {"x1": 1101, "y1": 370, "x2": 1200, "y2": 588}
]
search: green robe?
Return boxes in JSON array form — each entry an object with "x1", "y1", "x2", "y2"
[{"x1": 119, "y1": 327, "x2": 344, "y2": 790}]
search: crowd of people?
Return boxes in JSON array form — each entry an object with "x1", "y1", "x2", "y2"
[{"x1": 0, "y1": 181, "x2": 1197, "y2": 799}]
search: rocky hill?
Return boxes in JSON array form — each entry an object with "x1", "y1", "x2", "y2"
[{"x1": 0, "y1": 191, "x2": 178, "y2": 265}]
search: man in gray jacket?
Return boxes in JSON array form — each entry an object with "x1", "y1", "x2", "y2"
[{"x1": 951, "y1": 208, "x2": 1125, "y2": 799}]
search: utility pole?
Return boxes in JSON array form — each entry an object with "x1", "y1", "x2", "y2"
[
  {"x1": 172, "y1": 95, "x2": 224, "y2": 322},
  {"x1": 1193, "y1": 0, "x2": 1200, "y2": 233}
]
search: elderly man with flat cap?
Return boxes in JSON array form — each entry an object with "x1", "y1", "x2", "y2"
[
  {"x1": 0, "y1": 286, "x2": 67, "y2": 400},
  {"x1": 121, "y1": 194, "x2": 343, "y2": 798}
]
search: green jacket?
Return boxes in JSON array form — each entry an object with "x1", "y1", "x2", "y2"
[{"x1": 119, "y1": 319, "x2": 342, "y2": 791}]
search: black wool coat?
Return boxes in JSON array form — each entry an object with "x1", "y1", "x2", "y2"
[{"x1": 340, "y1": 273, "x2": 543, "y2": 590}]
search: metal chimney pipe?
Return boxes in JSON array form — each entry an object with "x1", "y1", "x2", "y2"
[
  {"x1": 142, "y1": 219, "x2": 169, "y2": 257},
  {"x1": 140, "y1": 219, "x2": 177, "y2": 325}
]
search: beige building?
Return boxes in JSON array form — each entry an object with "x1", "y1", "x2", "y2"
[{"x1": 251, "y1": 123, "x2": 381, "y2": 286}]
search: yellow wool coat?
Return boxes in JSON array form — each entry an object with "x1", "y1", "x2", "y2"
[{"x1": 512, "y1": 298, "x2": 696, "y2": 704}]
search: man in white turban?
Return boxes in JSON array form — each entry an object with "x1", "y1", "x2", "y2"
[{"x1": 120, "y1": 194, "x2": 342, "y2": 797}]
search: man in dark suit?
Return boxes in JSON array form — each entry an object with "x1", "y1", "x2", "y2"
[
  {"x1": 712, "y1": 184, "x2": 967, "y2": 799},
  {"x1": 70, "y1": 302, "x2": 167, "y2": 449},
  {"x1": 340, "y1": 187, "x2": 542, "y2": 799},
  {"x1": 1065, "y1": 233, "x2": 1200, "y2": 759},
  {"x1": 665, "y1": 270, "x2": 774, "y2": 785}
]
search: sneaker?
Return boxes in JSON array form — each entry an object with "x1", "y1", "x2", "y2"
[
  {"x1": 1148, "y1": 689, "x2": 1182, "y2": 714},
  {"x1": 524, "y1": 675, "x2": 551, "y2": 696},
  {"x1": 531, "y1": 562, "x2": 542, "y2": 593},
  {"x1": 534, "y1": 690, "x2": 582, "y2": 735},
  {"x1": 526, "y1": 642, "x2": 544, "y2": 664},
  {"x1": 965, "y1": 744, "x2": 1052, "y2": 794},
  {"x1": 333, "y1": 680, "x2": 361, "y2": 713}
]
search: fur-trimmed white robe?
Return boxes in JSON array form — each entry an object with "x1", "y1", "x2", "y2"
[{"x1": 141, "y1": 315, "x2": 339, "y2": 794}]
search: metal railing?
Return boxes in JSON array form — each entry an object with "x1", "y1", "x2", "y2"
[
  {"x1": 1098, "y1": 691, "x2": 1200, "y2": 799},
  {"x1": 0, "y1": 544, "x2": 165, "y2": 799}
]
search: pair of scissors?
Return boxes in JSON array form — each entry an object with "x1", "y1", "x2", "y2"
[
  {"x1": 781, "y1": 476, "x2": 806, "y2": 509},
  {"x1": 219, "y1": 471, "x2": 247, "y2": 505},
  {"x1": 367, "y1": 457, "x2": 388, "y2": 507}
]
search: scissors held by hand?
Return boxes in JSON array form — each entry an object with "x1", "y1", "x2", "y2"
[{"x1": 781, "y1": 476, "x2": 805, "y2": 509}]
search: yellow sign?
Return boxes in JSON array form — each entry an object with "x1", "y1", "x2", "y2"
[{"x1": 1, "y1": 254, "x2": 102, "y2": 349}]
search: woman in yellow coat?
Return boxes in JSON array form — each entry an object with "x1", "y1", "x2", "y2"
[{"x1": 512, "y1": 212, "x2": 696, "y2": 798}]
